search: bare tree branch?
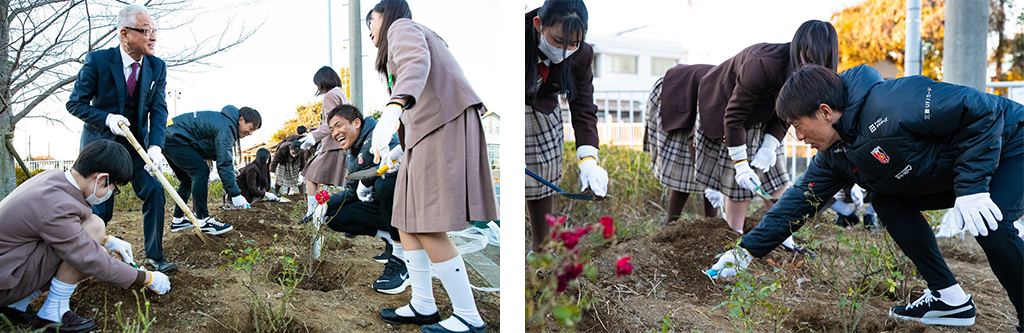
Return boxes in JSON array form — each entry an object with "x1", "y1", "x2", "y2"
[{"x1": 13, "y1": 75, "x2": 75, "y2": 123}]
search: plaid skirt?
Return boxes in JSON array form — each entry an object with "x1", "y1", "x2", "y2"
[
  {"x1": 643, "y1": 79, "x2": 703, "y2": 194},
  {"x1": 693, "y1": 114, "x2": 789, "y2": 201},
  {"x1": 525, "y1": 104, "x2": 564, "y2": 200},
  {"x1": 276, "y1": 159, "x2": 302, "y2": 187}
]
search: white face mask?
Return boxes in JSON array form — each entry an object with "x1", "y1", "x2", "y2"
[
  {"x1": 538, "y1": 33, "x2": 576, "y2": 64},
  {"x1": 290, "y1": 151, "x2": 298, "y2": 157},
  {"x1": 86, "y1": 176, "x2": 114, "y2": 205}
]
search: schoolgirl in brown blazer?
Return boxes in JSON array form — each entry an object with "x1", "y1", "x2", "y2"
[
  {"x1": 364, "y1": 1, "x2": 496, "y2": 332},
  {"x1": 298, "y1": 67, "x2": 350, "y2": 222}
]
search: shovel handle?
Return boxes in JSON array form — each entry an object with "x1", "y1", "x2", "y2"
[
  {"x1": 525, "y1": 168, "x2": 567, "y2": 194},
  {"x1": 117, "y1": 122, "x2": 213, "y2": 246}
]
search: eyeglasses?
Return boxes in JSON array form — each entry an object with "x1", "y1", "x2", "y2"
[
  {"x1": 105, "y1": 177, "x2": 121, "y2": 196},
  {"x1": 124, "y1": 27, "x2": 158, "y2": 37}
]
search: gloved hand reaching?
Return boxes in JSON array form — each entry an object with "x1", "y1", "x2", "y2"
[
  {"x1": 264, "y1": 192, "x2": 279, "y2": 201},
  {"x1": 104, "y1": 236, "x2": 134, "y2": 264},
  {"x1": 356, "y1": 181, "x2": 372, "y2": 202},
  {"x1": 951, "y1": 192, "x2": 1003, "y2": 237},
  {"x1": 704, "y1": 188, "x2": 725, "y2": 209},
  {"x1": 577, "y1": 145, "x2": 608, "y2": 197},
  {"x1": 145, "y1": 271, "x2": 171, "y2": 295},
  {"x1": 709, "y1": 248, "x2": 753, "y2": 278},
  {"x1": 144, "y1": 146, "x2": 164, "y2": 177},
  {"x1": 733, "y1": 160, "x2": 762, "y2": 193},
  {"x1": 231, "y1": 195, "x2": 249, "y2": 208},
  {"x1": 383, "y1": 145, "x2": 403, "y2": 174},
  {"x1": 850, "y1": 184, "x2": 865, "y2": 207},
  {"x1": 299, "y1": 135, "x2": 317, "y2": 150},
  {"x1": 749, "y1": 134, "x2": 781, "y2": 172},
  {"x1": 372, "y1": 103, "x2": 403, "y2": 165},
  {"x1": 106, "y1": 114, "x2": 131, "y2": 137}
]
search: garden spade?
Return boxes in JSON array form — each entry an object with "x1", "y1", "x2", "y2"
[
  {"x1": 118, "y1": 122, "x2": 218, "y2": 247},
  {"x1": 525, "y1": 168, "x2": 602, "y2": 201},
  {"x1": 345, "y1": 161, "x2": 397, "y2": 180}
]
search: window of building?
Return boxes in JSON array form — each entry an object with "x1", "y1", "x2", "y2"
[
  {"x1": 651, "y1": 57, "x2": 679, "y2": 75},
  {"x1": 608, "y1": 54, "x2": 637, "y2": 74},
  {"x1": 592, "y1": 53, "x2": 600, "y2": 78}
]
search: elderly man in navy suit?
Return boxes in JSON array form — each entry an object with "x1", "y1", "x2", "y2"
[{"x1": 66, "y1": 4, "x2": 176, "y2": 273}]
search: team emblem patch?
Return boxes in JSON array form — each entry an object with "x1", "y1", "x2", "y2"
[
  {"x1": 871, "y1": 146, "x2": 890, "y2": 164},
  {"x1": 358, "y1": 154, "x2": 364, "y2": 164}
]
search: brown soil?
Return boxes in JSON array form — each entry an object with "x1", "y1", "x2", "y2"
[
  {"x1": 12, "y1": 194, "x2": 500, "y2": 332},
  {"x1": 538, "y1": 208, "x2": 1018, "y2": 332}
]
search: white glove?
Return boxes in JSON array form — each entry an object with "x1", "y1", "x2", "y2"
[
  {"x1": 710, "y1": 248, "x2": 753, "y2": 278},
  {"x1": 733, "y1": 160, "x2": 762, "y2": 193},
  {"x1": 144, "y1": 146, "x2": 164, "y2": 177},
  {"x1": 104, "y1": 236, "x2": 134, "y2": 264},
  {"x1": 936, "y1": 210, "x2": 967, "y2": 239},
  {"x1": 951, "y1": 192, "x2": 1003, "y2": 237},
  {"x1": 704, "y1": 188, "x2": 725, "y2": 209},
  {"x1": 264, "y1": 192, "x2": 279, "y2": 201},
  {"x1": 299, "y1": 135, "x2": 317, "y2": 150},
  {"x1": 383, "y1": 145, "x2": 403, "y2": 174},
  {"x1": 356, "y1": 181, "x2": 372, "y2": 202},
  {"x1": 372, "y1": 103, "x2": 403, "y2": 165},
  {"x1": 298, "y1": 175, "x2": 305, "y2": 184},
  {"x1": 749, "y1": 134, "x2": 780, "y2": 172},
  {"x1": 145, "y1": 271, "x2": 170, "y2": 295},
  {"x1": 231, "y1": 195, "x2": 249, "y2": 208},
  {"x1": 105, "y1": 114, "x2": 131, "y2": 137},
  {"x1": 850, "y1": 184, "x2": 865, "y2": 207}
]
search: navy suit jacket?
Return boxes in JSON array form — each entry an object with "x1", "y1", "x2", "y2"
[{"x1": 67, "y1": 47, "x2": 168, "y2": 149}]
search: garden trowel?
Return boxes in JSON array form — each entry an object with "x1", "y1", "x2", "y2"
[{"x1": 525, "y1": 168, "x2": 602, "y2": 201}]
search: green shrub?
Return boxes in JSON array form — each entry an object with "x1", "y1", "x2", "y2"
[{"x1": 15, "y1": 167, "x2": 44, "y2": 186}]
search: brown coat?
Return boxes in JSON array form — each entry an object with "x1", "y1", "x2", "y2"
[
  {"x1": 270, "y1": 141, "x2": 309, "y2": 173},
  {"x1": 0, "y1": 170, "x2": 144, "y2": 304},
  {"x1": 308, "y1": 87, "x2": 348, "y2": 153},
  {"x1": 659, "y1": 64, "x2": 714, "y2": 132},
  {"x1": 385, "y1": 19, "x2": 498, "y2": 231},
  {"x1": 524, "y1": 9, "x2": 600, "y2": 148},
  {"x1": 698, "y1": 43, "x2": 792, "y2": 147}
]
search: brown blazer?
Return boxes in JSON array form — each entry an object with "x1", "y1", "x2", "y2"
[
  {"x1": 308, "y1": 87, "x2": 348, "y2": 152},
  {"x1": 659, "y1": 64, "x2": 714, "y2": 132},
  {"x1": 387, "y1": 18, "x2": 483, "y2": 149},
  {"x1": 0, "y1": 171, "x2": 144, "y2": 296},
  {"x1": 270, "y1": 141, "x2": 309, "y2": 173},
  {"x1": 524, "y1": 9, "x2": 600, "y2": 148},
  {"x1": 698, "y1": 43, "x2": 792, "y2": 147}
]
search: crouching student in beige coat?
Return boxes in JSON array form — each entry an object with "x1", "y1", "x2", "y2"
[
  {"x1": 0, "y1": 140, "x2": 170, "y2": 333},
  {"x1": 365, "y1": 1, "x2": 498, "y2": 332}
]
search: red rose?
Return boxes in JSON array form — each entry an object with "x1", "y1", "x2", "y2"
[
  {"x1": 546, "y1": 215, "x2": 566, "y2": 227},
  {"x1": 315, "y1": 190, "x2": 330, "y2": 205},
  {"x1": 556, "y1": 263, "x2": 584, "y2": 292},
  {"x1": 616, "y1": 256, "x2": 633, "y2": 277},
  {"x1": 600, "y1": 216, "x2": 615, "y2": 239}
]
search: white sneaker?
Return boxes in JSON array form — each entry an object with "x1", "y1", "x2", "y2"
[
  {"x1": 170, "y1": 216, "x2": 193, "y2": 232},
  {"x1": 198, "y1": 217, "x2": 233, "y2": 235}
]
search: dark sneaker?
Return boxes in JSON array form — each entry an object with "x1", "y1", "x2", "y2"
[
  {"x1": 372, "y1": 256, "x2": 410, "y2": 294},
  {"x1": 170, "y1": 217, "x2": 193, "y2": 232},
  {"x1": 420, "y1": 314, "x2": 487, "y2": 333},
  {"x1": 144, "y1": 258, "x2": 179, "y2": 274},
  {"x1": 863, "y1": 214, "x2": 879, "y2": 232},
  {"x1": 379, "y1": 304, "x2": 441, "y2": 325},
  {"x1": 32, "y1": 311, "x2": 97, "y2": 333},
  {"x1": 199, "y1": 217, "x2": 233, "y2": 235},
  {"x1": 833, "y1": 213, "x2": 859, "y2": 228},
  {"x1": 374, "y1": 238, "x2": 393, "y2": 264},
  {"x1": 889, "y1": 289, "x2": 976, "y2": 326},
  {"x1": 0, "y1": 306, "x2": 36, "y2": 325}
]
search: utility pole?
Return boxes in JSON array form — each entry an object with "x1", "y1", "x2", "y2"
[
  {"x1": 166, "y1": 89, "x2": 181, "y2": 116},
  {"x1": 942, "y1": 0, "x2": 988, "y2": 90},
  {"x1": 349, "y1": 0, "x2": 363, "y2": 111},
  {"x1": 328, "y1": 0, "x2": 334, "y2": 67},
  {"x1": 904, "y1": 0, "x2": 922, "y2": 76}
]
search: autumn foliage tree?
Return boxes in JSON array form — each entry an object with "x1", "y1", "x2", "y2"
[{"x1": 272, "y1": 101, "x2": 323, "y2": 143}]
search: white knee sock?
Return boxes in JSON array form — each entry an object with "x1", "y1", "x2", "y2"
[
  {"x1": 375, "y1": 230, "x2": 393, "y2": 243},
  {"x1": 831, "y1": 201, "x2": 854, "y2": 216},
  {"x1": 393, "y1": 243, "x2": 405, "y2": 261},
  {"x1": 38, "y1": 278, "x2": 76, "y2": 322},
  {"x1": 937, "y1": 284, "x2": 969, "y2": 305},
  {"x1": 306, "y1": 195, "x2": 316, "y2": 216},
  {"x1": 6, "y1": 289, "x2": 41, "y2": 311},
  {"x1": 395, "y1": 249, "x2": 437, "y2": 317},
  {"x1": 435, "y1": 255, "x2": 485, "y2": 330}
]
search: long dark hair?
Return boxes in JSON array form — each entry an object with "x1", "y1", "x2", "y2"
[
  {"x1": 255, "y1": 148, "x2": 271, "y2": 189},
  {"x1": 313, "y1": 66, "x2": 343, "y2": 96},
  {"x1": 367, "y1": 0, "x2": 412, "y2": 77},
  {"x1": 788, "y1": 20, "x2": 839, "y2": 75},
  {"x1": 526, "y1": 0, "x2": 588, "y2": 102}
]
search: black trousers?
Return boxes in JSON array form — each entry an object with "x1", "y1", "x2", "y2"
[
  {"x1": 873, "y1": 151, "x2": 1023, "y2": 326},
  {"x1": 164, "y1": 142, "x2": 212, "y2": 219},
  {"x1": 325, "y1": 176, "x2": 400, "y2": 241}
]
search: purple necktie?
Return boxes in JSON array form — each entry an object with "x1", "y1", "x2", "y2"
[{"x1": 127, "y1": 62, "x2": 139, "y2": 96}]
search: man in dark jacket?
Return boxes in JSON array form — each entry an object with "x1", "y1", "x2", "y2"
[
  {"x1": 65, "y1": 4, "x2": 175, "y2": 273},
  {"x1": 711, "y1": 65, "x2": 1023, "y2": 330},
  {"x1": 318, "y1": 104, "x2": 405, "y2": 295},
  {"x1": 163, "y1": 105, "x2": 262, "y2": 235}
]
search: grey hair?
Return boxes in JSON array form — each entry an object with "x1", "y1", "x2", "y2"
[{"x1": 118, "y1": 4, "x2": 150, "y2": 29}]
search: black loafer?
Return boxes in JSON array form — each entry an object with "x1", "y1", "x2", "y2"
[
  {"x1": 144, "y1": 258, "x2": 179, "y2": 274},
  {"x1": 0, "y1": 306, "x2": 36, "y2": 325},
  {"x1": 33, "y1": 311, "x2": 97, "y2": 333},
  {"x1": 419, "y1": 314, "x2": 486, "y2": 333},
  {"x1": 379, "y1": 304, "x2": 441, "y2": 325}
]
